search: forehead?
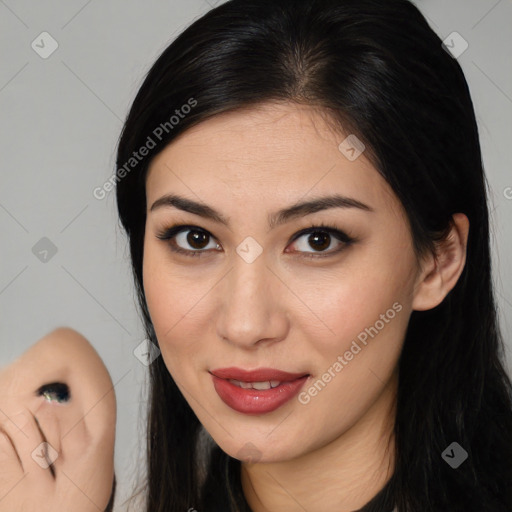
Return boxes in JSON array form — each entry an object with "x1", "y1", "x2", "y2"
[{"x1": 145, "y1": 102, "x2": 400, "y2": 217}]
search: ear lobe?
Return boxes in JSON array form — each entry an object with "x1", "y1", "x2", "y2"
[{"x1": 412, "y1": 213, "x2": 470, "y2": 312}]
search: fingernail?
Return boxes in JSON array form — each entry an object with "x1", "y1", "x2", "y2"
[{"x1": 36, "y1": 382, "x2": 71, "y2": 403}]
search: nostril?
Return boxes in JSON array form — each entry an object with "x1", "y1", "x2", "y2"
[{"x1": 36, "y1": 382, "x2": 70, "y2": 403}]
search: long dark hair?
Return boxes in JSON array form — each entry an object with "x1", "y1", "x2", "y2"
[{"x1": 115, "y1": 0, "x2": 512, "y2": 510}]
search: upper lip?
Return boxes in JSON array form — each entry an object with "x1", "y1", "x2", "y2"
[{"x1": 209, "y1": 367, "x2": 309, "y2": 382}]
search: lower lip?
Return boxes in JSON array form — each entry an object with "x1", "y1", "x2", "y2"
[{"x1": 211, "y1": 374, "x2": 309, "y2": 414}]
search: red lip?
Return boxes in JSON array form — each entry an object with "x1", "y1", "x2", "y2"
[
  {"x1": 209, "y1": 367, "x2": 308, "y2": 382},
  {"x1": 209, "y1": 367, "x2": 310, "y2": 415}
]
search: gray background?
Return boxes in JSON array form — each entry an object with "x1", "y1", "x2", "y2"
[{"x1": 1, "y1": 0, "x2": 511, "y2": 509}]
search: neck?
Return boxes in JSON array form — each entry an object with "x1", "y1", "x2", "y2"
[{"x1": 241, "y1": 373, "x2": 397, "y2": 512}]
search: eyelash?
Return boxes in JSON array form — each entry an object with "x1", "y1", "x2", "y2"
[{"x1": 156, "y1": 222, "x2": 355, "y2": 260}]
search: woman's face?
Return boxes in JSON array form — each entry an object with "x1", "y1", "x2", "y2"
[{"x1": 143, "y1": 102, "x2": 426, "y2": 462}]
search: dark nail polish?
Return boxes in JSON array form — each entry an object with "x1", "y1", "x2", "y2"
[{"x1": 36, "y1": 382, "x2": 70, "y2": 403}]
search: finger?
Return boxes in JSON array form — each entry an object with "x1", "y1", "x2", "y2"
[
  {"x1": 0, "y1": 413, "x2": 23, "y2": 482},
  {"x1": 54, "y1": 334, "x2": 116, "y2": 511},
  {"x1": 0, "y1": 410, "x2": 56, "y2": 512},
  {"x1": 1, "y1": 409, "x2": 55, "y2": 486},
  {"x1": 1, "y1": 328, "x2": 113, "y2": 481},
  {"x1": 29, "y1": 386, "x2": 66, "y2": 475},
  {"x1": 0, "y1": 328, "x2": 116, "y2": 511}
]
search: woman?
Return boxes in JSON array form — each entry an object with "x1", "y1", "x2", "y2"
[{"x1": 116, "y1": 0, "x2": 512, "y2": 510}]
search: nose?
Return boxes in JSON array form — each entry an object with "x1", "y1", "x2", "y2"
[{"x1": 215, "y1": 252, "x2": 290, "y2": 350}]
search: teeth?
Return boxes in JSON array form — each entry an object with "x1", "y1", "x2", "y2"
[
  {"x1": 252, "y1": 381, "x2": 271, "y2": 390},
  {"x1": 228, "y1": 379, "x2": 282, "y2": 389}
]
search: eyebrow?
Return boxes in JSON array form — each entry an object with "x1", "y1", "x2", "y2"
[{"x1": 149, "y1": 193, "x2": 373, "y2": 229}]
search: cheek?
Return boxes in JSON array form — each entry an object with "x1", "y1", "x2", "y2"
[
  {"x1": 289, "y1": 257, "x2": 414, "y2": 404},
  {"x1": 142, "y1": 227, "x2": 416, "y2": 369},
  {"x1": 294, "y1": 270, "x2": 408, "y2": 421},
  {"x1": 143, "y1": 238, "x2": 188, "y2": 331},
  {"x1": 292, "y1": 255, "x2": 413, "y2": 356},
  {"x1": 142, "y1": 245, "x2": 214, "y2": 370}
]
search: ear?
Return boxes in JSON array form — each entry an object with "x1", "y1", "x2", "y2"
[{"x1": 412, "y1": 213, "x2": 470, "y2": 311}]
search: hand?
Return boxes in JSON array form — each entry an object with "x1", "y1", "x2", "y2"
[{"x1": 0, "y1": 327, "x2": 116, "y2": 512}]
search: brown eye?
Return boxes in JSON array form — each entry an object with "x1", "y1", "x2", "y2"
[
  {"x1": 156, "y1": 224, "x2": 221, "y2": 257},
  {"x1": 185, "y1": 229, "x2": 211, "y2": 249},
  {"x1": 287, "y1": 224, "x2": 355, "y2": 258},
  {"x1": 306, "y1": 232, "x2": 331, "y2": 251},
  {"x1": 157, "y1": 222, "x2": 354, "y2": 259}
]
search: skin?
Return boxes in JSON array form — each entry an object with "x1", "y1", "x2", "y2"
[
  {"x1": 0, "y1": 327, "x2": 116, "y2": 512},
  {"x1": 143, "y1": 101, "x2": 469, "y2": 511}
]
